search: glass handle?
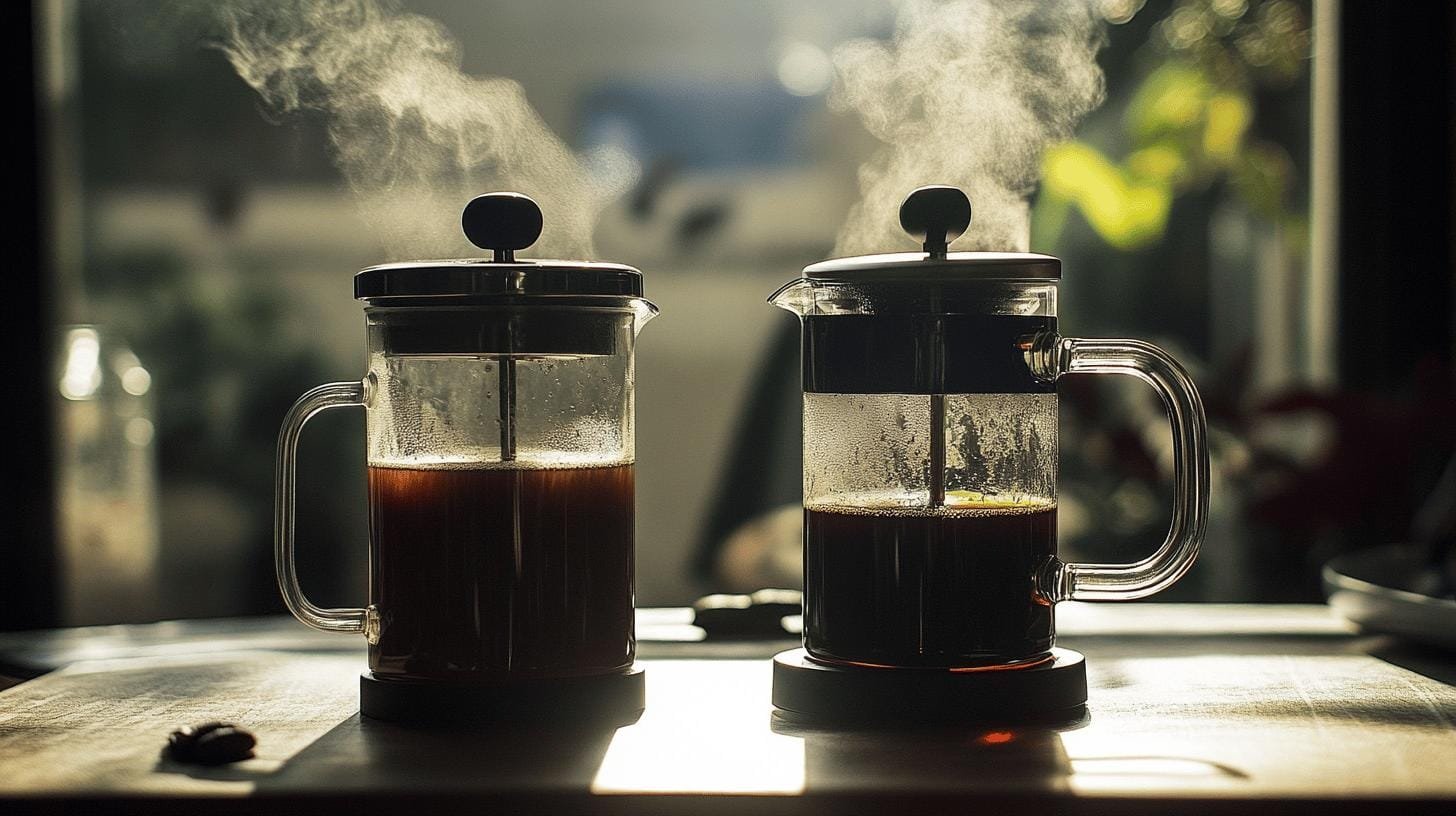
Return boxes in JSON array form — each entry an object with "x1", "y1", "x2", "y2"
[
  {"x1": 274, "y1": 381, "x2": 374, "y2": 637},
  {"x1": 1028, "y1": 334, "x2": 1210, "y2": 601}
]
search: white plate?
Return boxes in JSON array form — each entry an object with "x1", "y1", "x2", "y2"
[{"x1": 1323, "y1": 545, "x2": 1456, "y2": 650}]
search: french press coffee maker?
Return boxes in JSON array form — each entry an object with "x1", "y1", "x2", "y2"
[
  {"x1": 769, "y1": 186, "x2": 1209, "y2": 721},
  {"x1": 274, "y1": 193, "x2": 657, "y2": 724}
]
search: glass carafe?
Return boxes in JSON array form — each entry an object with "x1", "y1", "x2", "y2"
[
  {"x1": 771, "y1": 186, "x2": 1209, "y2": 669},
  {"x1": 275, "y1": 193, "x2": 657, "y2": 687}
]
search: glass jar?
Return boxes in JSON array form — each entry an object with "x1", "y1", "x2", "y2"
[
  {"x1": 275, "y1": 194, "x2": 657, "y2": 689},
  {"x1": 771, "y1": 186, "x2": 1209, "y2": 669}
]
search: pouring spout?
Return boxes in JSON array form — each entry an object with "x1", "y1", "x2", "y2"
[
  {"x1": 768, "y1": 278, "x2": 814, "y2": 316},
  {"x1": 631, "y1": 298, "x2": 661, "y2": 337}
]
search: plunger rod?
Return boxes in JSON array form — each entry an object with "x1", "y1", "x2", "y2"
[
  {"x1": 928, "y1": 308, "x2": 947, "y2": 509},
  {"x1": 499, "y1": 358, "x2": 517, "y2": 461},
  {"x1": 498, "y1": 308, "x2": 517, "y2": 463},
  {"x1": 929, "y1": 393, "x2": 946, "y2": 508}
]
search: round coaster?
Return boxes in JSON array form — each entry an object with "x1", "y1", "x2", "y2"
[
  {"x1": 360, "y1": 666, "x2": 645, "y2": 726},
  {"x1": 772, "y1": 647, "x2": 1087, "y2": 724}
]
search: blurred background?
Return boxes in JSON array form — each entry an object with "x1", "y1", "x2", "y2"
[{"x1": 5, "y1": 0, "x2": 1453, "y2": 628}]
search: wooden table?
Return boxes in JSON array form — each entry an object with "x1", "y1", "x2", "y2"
[{"x1": 1, "y1": 605, "x2": 1454, "y2": 814}]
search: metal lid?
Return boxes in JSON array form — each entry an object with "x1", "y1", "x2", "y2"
[
  {"x1": 803, "y1": 185, "x2": 1061, "y2": 281},
  {"x1": 354, "y1": 192, "x2": 647, "y2": 302}
]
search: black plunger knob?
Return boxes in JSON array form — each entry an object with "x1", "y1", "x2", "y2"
[
  {"x1": 899, "y1": 185, "x2": 972, "y2": 259},
  {"x1": 462, "y1": 192, "x2": 543, "y2": 262}
]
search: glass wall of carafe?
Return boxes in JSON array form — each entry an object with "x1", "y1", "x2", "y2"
[
  {"x1": 274, "y1": 192, "x2": 661, "y2": 691},
  {"x1": 355, "y1": 302, "x2": 654, "y2": 680},
  {"x1": 775, "y1": 276, "x2": 1066, "y2": 667}
]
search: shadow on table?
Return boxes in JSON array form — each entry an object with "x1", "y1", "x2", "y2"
[
  {"x1": 249, "y1": 715, "x2": 627, "y2": 794},
  {"x1": 153, "y1": 755, "x2": 279, "y2": 783},
  {"x1": 1367, "y1": 637, "x2": 1456, "y2": 687}
]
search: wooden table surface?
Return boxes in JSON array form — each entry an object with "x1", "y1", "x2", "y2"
[{"x1": 1, "y1": 605, "x2": 1454, "y2": 814}]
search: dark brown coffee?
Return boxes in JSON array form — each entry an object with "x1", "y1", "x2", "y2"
[
  {"x1": 803, "y1": 498, "x2": 1056, "y2": 668},
  {"x1": 367, "y1": 462, "x2": 635, "y2": 681}
]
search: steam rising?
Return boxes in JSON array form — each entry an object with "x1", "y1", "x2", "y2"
[
  {"x1": 216, "y1": 0, "x2": 1103, "y2": 259},
  {"x1": 831, "y1": 0, "x2": 1106, "y2": 254},
  {"x1": 218, "y1": 0, "x2": 600, "y2": 259}
]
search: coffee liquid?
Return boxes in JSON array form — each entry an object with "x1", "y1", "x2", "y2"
[
  {"x1": 803, "y1": 497, "x2": 1056, "y2": 668},
  {"x1": 367, "y1": 462, "x2": 635, "y2": 681}
]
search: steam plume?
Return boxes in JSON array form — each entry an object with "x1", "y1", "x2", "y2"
[
  {"x1": 831, "y1": 0, "x2": 1106, "y2": 254},
  {"x1": 218, "y1": 0, "x2": 600, "y2": 259}
]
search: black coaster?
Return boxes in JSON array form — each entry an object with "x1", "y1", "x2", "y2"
[
  {"x1": 772, "y1": 648, "x2": 1087, "y2": 725},
  {"x1": 360, "y1": 667, "x2": 645, "y2": 727}
]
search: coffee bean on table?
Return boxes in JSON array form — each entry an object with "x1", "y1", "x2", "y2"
[{"x1": 165, "y1": 722, "x2": 257, "y2": 765}]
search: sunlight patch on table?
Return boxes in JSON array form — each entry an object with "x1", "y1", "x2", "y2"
[{"x1": 592, "y1": 660, "x2": 805, "y2": 795}]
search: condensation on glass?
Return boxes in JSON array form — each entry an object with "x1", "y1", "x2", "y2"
[
  {"x1": 802, "y1": 392, "x2": 1057, "y2": 514},
  {"x1": 364, "y1": 308, "x2": 638, "y2": 471}
]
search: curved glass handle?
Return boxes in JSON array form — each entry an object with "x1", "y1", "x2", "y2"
[
  {"x1": 1028, "y1": 334, "x2": 1210, "y2": 601},
  {"x1": 274, "y1": 381, "x2": 374, "y2": 637}
]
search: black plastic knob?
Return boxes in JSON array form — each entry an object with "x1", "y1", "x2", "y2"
[
  {"x1": 899, "y1": 185, "x2": 972, "y2": 258},
  {"x1": 462, "y1": 192, "x2": 543, "y2": 262}
]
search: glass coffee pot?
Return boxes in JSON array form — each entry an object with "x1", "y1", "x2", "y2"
[
  {"x1": 274, "y1": 193, "x2": 657, "y2": 723},
  {"x1": 770, "y1": 186, "x2": 1208, "y2": 719}
]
